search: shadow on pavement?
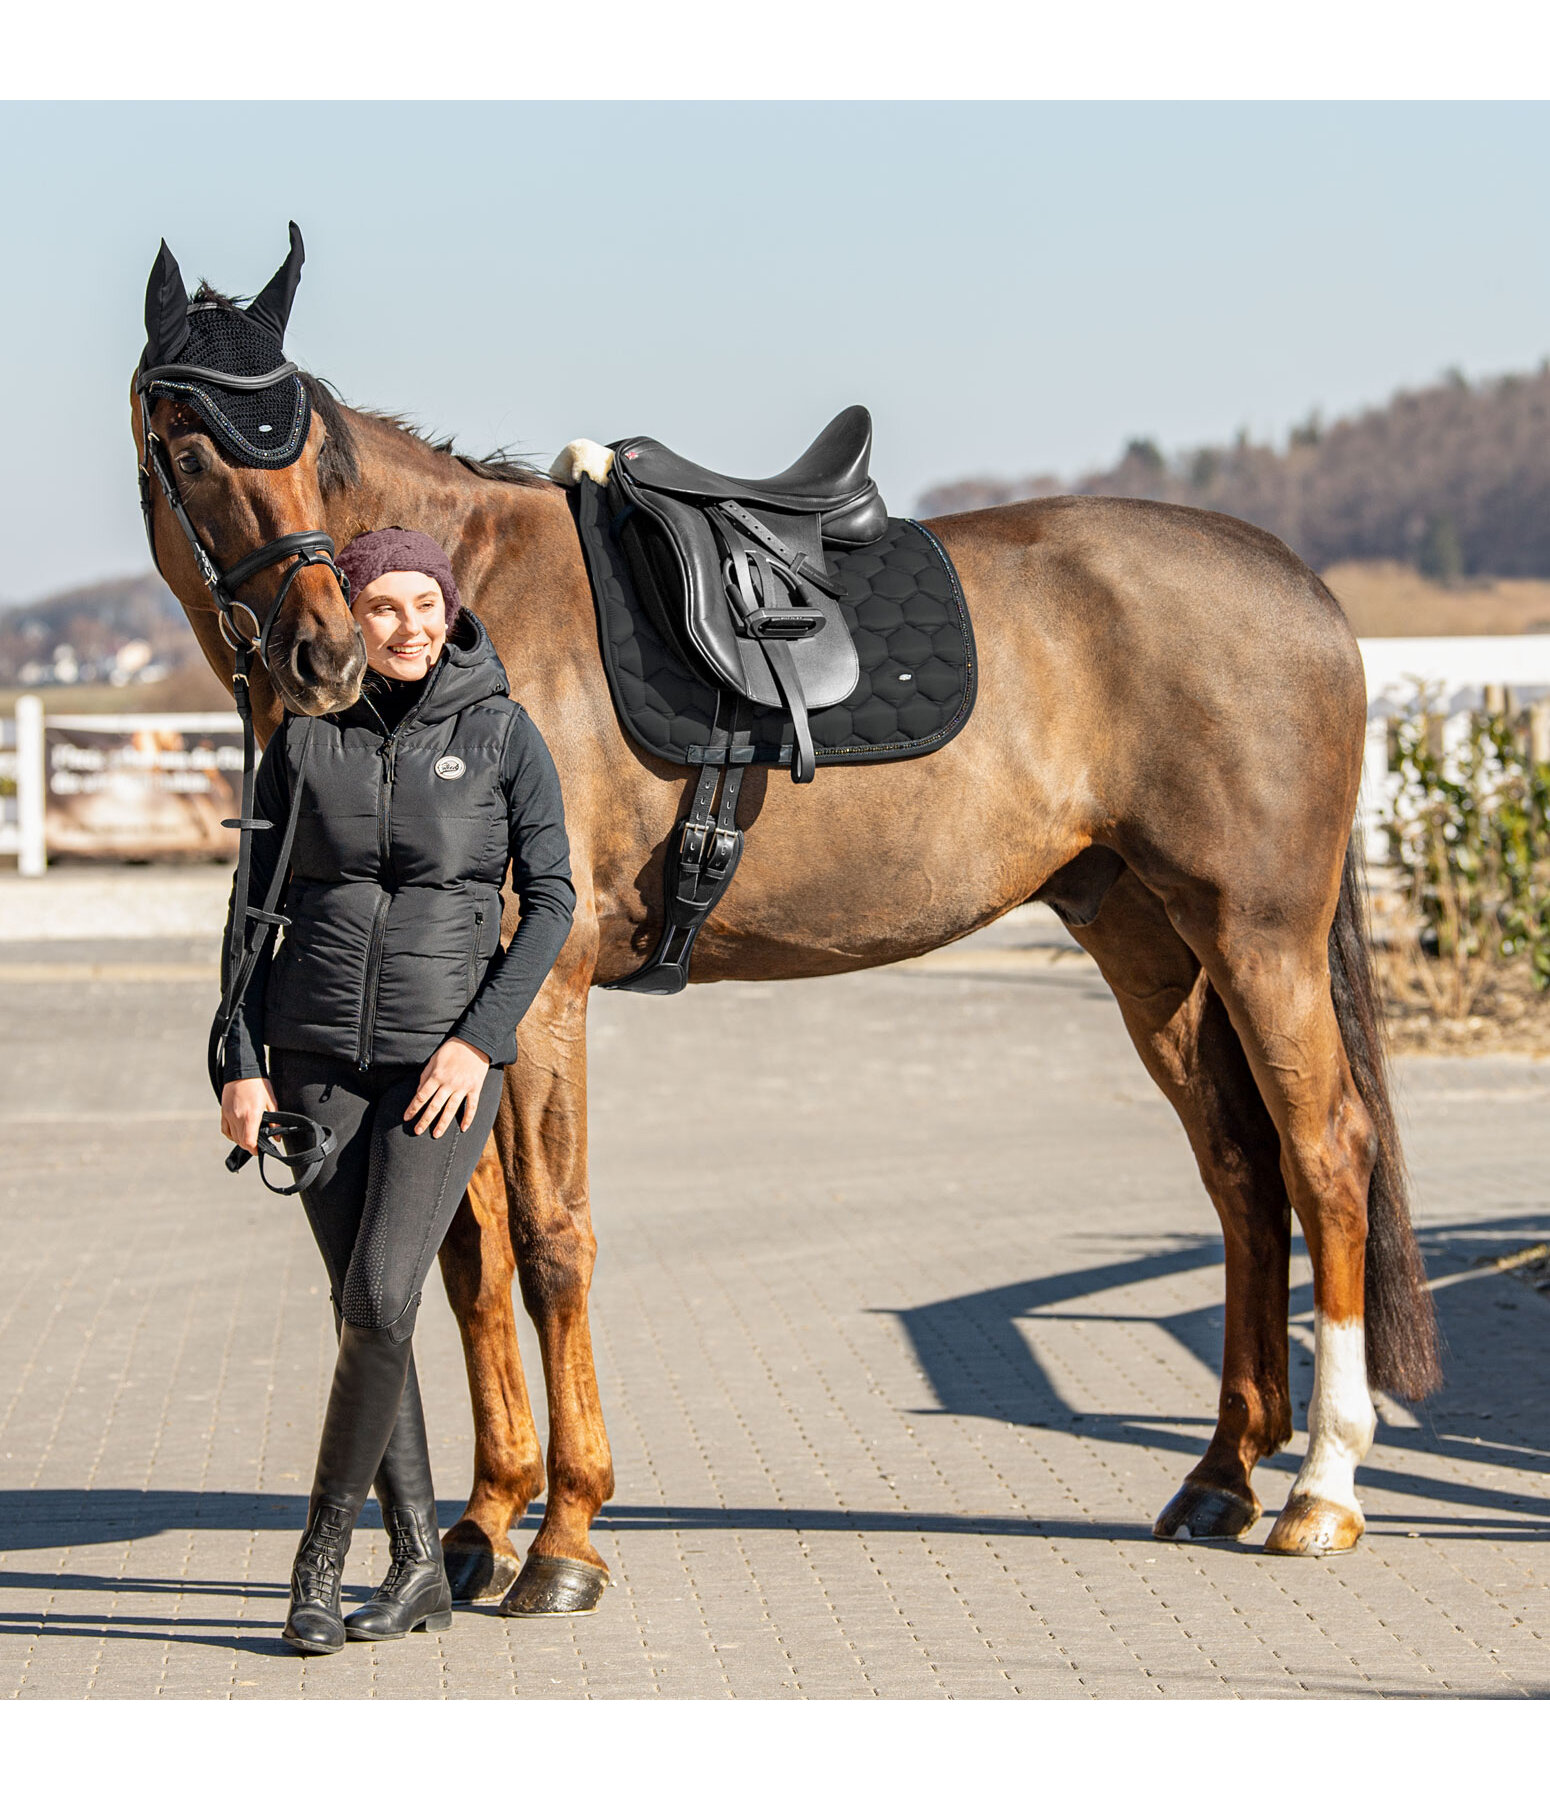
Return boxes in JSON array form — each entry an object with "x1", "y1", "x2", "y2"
[
  {"x1": 889, "y1": 1212, "x2": 1550, "y2": 1535},
  {"x1": 0, "y1": 1489, "x2": 1157, "y2": 1559},
  {"x1": 4, "y1": 1212, "x2": 1544, "y2": 1613}
]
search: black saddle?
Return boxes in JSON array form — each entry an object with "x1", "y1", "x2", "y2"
[
  {"x1": 610, "y1": 404, "x2": 888, "y2": 784},
  {"x1": 575, "y1": 404, "x2": 975, "y2": 998}
]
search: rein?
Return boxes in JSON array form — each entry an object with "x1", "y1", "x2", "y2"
[{"x1": 135, "y1": 376, "x2": 347, "y2": 1193}]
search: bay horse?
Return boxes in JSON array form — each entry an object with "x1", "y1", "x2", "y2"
[{"x1": 130, "y1": 238, "x2": 1439, "y2": 1613}]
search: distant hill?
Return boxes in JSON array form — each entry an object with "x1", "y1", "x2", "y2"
[
  {"x1": 916, "y1": 364, "x2": 1550, "y2": 579},
  {"x1": 0, "y1": 573, "x2": 191, "y2": 688}
]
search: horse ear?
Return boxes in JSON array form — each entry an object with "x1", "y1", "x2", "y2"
[
  {"x1": 247, "y1": 220, "x2": 305, "y2": 342},
  {"x1": 143, "y1": 239, "x2": 190, "y2": 365}
]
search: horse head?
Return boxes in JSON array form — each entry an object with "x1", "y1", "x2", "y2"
[{"x1": 131, "y1": 224, "x2": 365, "y2": 723}]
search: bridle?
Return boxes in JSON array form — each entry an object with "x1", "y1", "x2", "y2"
[
  {"x1": 135, "y1": 364, "x2": 347, "y2": 1185},
  {"x1": 134, "y1": 370, "x2": 350, "y2": 669}
]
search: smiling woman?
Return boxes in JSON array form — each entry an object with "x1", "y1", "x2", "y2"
[{"x1": 215, "y1": 519, "x2": 578, "y2": 1655}]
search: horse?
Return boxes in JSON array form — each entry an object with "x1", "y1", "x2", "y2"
[{"x1": 129, "y1": 231, "x2": 1439, "y2": 1615}]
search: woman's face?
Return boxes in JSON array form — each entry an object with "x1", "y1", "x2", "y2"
[{"x1": 351, "y1": 571, "x2": 448, "y2": 682}]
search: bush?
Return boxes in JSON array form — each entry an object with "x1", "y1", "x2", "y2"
[{"x1": 1386, "y1": 690, "x2": 1550, "y2": 1017}]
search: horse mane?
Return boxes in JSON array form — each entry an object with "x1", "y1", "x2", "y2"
[
  {"x1": 189, "y1": 283, "x2": 551, "y2": 498},
  {"x1": 349, "y1": 406, "x2": 551, "y2": 492}
]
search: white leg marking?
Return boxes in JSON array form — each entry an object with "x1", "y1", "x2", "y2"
[
  {"x1": 547, "y1": 439, "x2": 615, "y2": 487},
  {"x1": 1289, "y1": 1313, "x2": 1377, "y2": 1514}
]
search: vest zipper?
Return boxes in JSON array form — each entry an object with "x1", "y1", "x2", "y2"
[
  {"x1": 358, "y1": 730, "x2": 399, "y2": 1069},
  {"x1": 357, "y1": 891, "x2": 391, "y2": 1070},
  {"x1": 378, "y1": 737, "x2": 397, "y2": 866},
  {"x1": 356, "y1": 663, "x2": 445, "y2": 1069},
  {"x1": 467, "y1": 907, "x2": 486, "y2": 1000}
]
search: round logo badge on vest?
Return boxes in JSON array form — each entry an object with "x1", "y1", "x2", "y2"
[{"x1": 434, "y1": 755, "x2": 466, "y2": 781}]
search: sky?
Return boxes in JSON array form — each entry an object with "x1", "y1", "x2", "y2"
[{"x1": 3, "y1": 99, "x2": 1550, "y2": 602}]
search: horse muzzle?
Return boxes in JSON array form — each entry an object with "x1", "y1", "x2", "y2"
[{"x1": 267, "y1": 614, "x2": 367, "y2": 715}]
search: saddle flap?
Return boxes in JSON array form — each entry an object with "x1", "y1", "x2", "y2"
[{"x1": 613, "y1": 481, "x2": 861, "y2": 713}]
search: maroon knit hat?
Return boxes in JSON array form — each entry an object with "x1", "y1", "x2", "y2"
[{"x1": 337, "y1": 527, "x2": 461, "y2": 630}]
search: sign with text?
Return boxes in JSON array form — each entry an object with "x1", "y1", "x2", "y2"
[{"x1": 44, "y1": 712, "x2": 243, "y2": 860}]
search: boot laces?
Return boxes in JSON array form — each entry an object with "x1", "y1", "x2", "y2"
[
  {"x1": 294, "y1": 1512, "x2": 346, "y2": 1601},
  {"x1": 380, "y1": 1514, "x2": 432, "y2": 1596}
]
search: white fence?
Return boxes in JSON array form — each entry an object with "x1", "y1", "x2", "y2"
[
  {"x1": 1359, "y1": 636, "x2": 1550, "y2": 862},
  {"x1": 7, "y1": 639, "x2": 1550, "y2": 874},
  {"x1": 0, "y1": 696, "x2": 46, "y2": 875},
  {"x1": 1, "y1": 706, "x2": 243, "y2": 873}
]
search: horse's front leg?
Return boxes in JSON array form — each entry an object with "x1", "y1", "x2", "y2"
[
  {"x1": 438, "y1": 1135, "x2": 546, "y2": 1602},
  {"x1": 496, "y1": 931, "x2": 616, "y2": 1617}
]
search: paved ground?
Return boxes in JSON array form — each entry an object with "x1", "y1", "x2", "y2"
[{"x1": 1, "y1": 869, "x2": 1548, "y2": 1698}]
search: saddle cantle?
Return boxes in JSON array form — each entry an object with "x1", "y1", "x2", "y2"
[
  {"x1": 608, "y1": 405, "x2": 888, "y2": 783},
  {"x1": 561, "y1": 406, "x2": 977, "y2": 996}
]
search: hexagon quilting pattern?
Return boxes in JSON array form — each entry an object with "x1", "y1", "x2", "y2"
[{"x1": 574, "y1": 479, "x2": 977, "y2": 769}]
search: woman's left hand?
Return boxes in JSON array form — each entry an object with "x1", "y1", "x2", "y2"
[{"x1": 406, "y1": 1038, "x2": 492, "y2": 1138}]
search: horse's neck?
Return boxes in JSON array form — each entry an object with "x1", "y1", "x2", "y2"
[{"x1": 329, "y1": 418, "x2": 559, "y2": 608}]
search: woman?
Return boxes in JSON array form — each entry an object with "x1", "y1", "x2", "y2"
[{"x1": 219, "y1": 526, "x2": 575, "y2": 1655}]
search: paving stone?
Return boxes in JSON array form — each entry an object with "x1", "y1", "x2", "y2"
[{"x1": 2, "y1": 915, "x2": 1550, "y2": 1697}]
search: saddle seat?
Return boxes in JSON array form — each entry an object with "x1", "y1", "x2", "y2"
[
  {"x1": 602, "y1": 405, "x2": 890, "y2": 785},
  {"x1": 616, "y1": 404, "x2": 886, "y2": 538}
]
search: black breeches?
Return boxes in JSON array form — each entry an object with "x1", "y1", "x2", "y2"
[{"x1": 271, "y1": 1049, "x2": 503, "y2": 1341}]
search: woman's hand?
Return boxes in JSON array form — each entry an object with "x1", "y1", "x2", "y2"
[
  {"x1": 221, "y1": 1077, "x2": 277, "y2": 1154},
  {"x1": 406, "y1": 1038, "x2": 492, "y2": 1138}
]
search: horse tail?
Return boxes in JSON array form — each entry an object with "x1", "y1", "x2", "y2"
[{"x1": 1327, "y1": 835, "x2": 1442, "y2": 1399}]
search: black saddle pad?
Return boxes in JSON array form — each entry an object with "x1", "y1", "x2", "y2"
[{"x1": 573, "y1": 476, "x2": 977, "y2": 768}]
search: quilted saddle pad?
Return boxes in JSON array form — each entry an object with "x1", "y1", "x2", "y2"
[{"x1": 572, "y1": 476, "x2": 977, "y2": 769}]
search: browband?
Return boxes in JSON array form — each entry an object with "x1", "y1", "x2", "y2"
[{"x1": 136, "y1": 359, "x2": 301, "y2": 394}]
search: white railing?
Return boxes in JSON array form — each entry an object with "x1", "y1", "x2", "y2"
[
  {"x1": 0, "y1": 696, "x2": 46, "y2": 875},
  {"x1": 2, "y1": 704, "x2": 242, "y2": 874},
  {"x1": 7, "y1": 642, "x2": 1550, "y2": 875},
  {"x1": 1359, "y1": 636, "x2": 1550, "y2": 862}
]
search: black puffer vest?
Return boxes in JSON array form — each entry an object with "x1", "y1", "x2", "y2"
[{"x1": 265, "y1": 612, "x2": 518, "y2": 1068}]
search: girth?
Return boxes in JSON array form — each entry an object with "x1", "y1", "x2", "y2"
[{"x1": 613, "y1": 695, "x2": 753, "y2": 996}]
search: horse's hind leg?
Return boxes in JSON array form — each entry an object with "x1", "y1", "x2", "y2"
[
  {"x1": 437, "y1": 1137, "x2": 546, "y2": 1602},
  {"x1": 1174, "y1": 898, "x2": 1381, "y2": 1555},
  {"x1": 1066, "y1": 871, "x2": 1293, "y2": 1539}
]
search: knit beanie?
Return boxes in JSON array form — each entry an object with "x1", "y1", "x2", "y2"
[{"x1": 337, "y1": 527, "x2": 461, "y2": 631}]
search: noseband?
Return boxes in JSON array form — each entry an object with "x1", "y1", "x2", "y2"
[{"x1": 134, "y1": 377, "x2": 350, "y2": 669}]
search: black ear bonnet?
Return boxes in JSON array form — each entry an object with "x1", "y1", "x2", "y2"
[{"x1": 137, "y1": 223, "x2": 312, "y2": 471}]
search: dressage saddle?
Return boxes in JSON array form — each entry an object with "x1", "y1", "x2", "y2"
[
  {"x1": 607, "y1": 404, "x2": 888, "y2": 784},
  {"x1": 562, "y1": 404, "x2": 973, "y2": 996}
]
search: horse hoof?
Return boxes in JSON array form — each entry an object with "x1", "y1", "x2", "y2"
[
  {"x1": 1153, "y1": 1481, "x2": 1261, "y2": 1542},
  {"x1": 442, "y1": 1537, "x2": 521, "y2": 1604},
  {"x1": 1265, "y1": 1493, "x2": 1364, "y2": 1556},
  {"x1": 499, "y1": 1553, "x2": 610, "y2": 1618}
]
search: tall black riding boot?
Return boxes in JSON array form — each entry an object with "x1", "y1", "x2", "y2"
[
  {"x1": 283, "y1": 1321, "x2": 414, "y2": 1655},
  {"x1": 345, "y1": 1355, "x2": 453, "y2": 1640}
]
